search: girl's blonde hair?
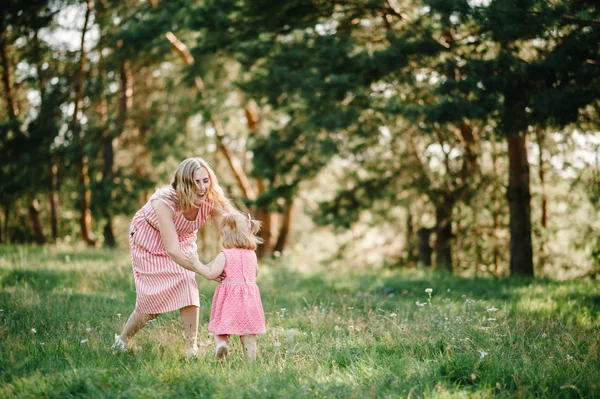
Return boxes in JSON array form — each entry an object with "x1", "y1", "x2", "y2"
[
  {"x1": 220, "y1": 211, "x2": 263, "y2": 250},
  {"x1": 158, "y1": 157, "x2": 234, "y2": 213}
]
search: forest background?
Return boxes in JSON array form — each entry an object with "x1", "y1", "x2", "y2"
[{"x1": 1, "y1": 0, "x2": 600, "y2": 278}]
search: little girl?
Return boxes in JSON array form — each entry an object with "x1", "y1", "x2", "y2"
[{"x1": 191, "y1": 211, "x2": 266, "y2": 360}]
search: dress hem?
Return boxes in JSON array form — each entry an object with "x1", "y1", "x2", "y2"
[{"x1": 135, "y1": 301, "x2": 200, "y2": 315}]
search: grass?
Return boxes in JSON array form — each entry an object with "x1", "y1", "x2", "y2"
[{"x1": 0, "y1": 244, "x2": 599, "y2": 398}]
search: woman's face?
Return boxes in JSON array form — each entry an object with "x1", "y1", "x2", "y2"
[{"x1": 193, "y1": 167, "x2": 211, "y2": 201}]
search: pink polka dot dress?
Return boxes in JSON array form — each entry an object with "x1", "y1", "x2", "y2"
[
  {"x1": 208, "y1": 248, "x2": 266, "y2": 336},
  {"x1": 129, "y1": 187, "x2": 212, "y2": 314}
]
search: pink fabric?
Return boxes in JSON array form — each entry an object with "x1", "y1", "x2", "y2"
[
  {"x1": 208, "y1": 248, "x2": 266, "y2": 335},
  {"x1": 129, "y1": 187, "x2": 212, "y2": 314}
]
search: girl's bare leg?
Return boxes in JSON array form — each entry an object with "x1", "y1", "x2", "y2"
[
  {"x1": 240, "y1": 335, "x2": 257, "y2": 360},
  {"x1": 179, "y1": 305, "x2": 199, "y2": 355},
  {"x1": 214, "y1": 334, "x2": 229, "y2": 360}
]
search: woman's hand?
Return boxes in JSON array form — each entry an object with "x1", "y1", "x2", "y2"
[
  {"x1": 184, "y1": 251, "x2": 203, "y2": 273},
  {"x1": 213, "y1": 270, "x2": 226, "y2": 283}
]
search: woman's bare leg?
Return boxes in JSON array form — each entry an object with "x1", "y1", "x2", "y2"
[
  {"x1": 118, "y1": 309, "x2": 158, "y2": 343},
  {"x1": 240, "y1": 335, "x2": 257, "y2": 360},
  {"x1": 179, "y1": 305, "x2": 199, "y2": 354},
  {"x1": 214, "y1": 334, "x2": 229, "y2": 360}
]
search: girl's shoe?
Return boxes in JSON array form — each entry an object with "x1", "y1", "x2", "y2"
[
  {"x1": 111, "y1": 335, "x2": 127, "y2": 352},
  {"x1": 215, "y1": 343, "x2": 229, "y2": 360}
]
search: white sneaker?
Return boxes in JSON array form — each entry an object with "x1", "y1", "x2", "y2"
[
  {"x1": 111, "y1": 334, "x2": 127, "y2": 352},
  {"x1": 185, "y1": 345, "x2": 199, "y2": 360},
  {"x1": 215, "y1": 343, "x2": 229, "y2": 360}
]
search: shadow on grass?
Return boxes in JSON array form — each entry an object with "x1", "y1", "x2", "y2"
[
  {"x1": 1, "y1": 269, "x2": 81, "y2": 292},
  {"x1": 0, "y1": 267, "x2": 133, "y2": 294}
]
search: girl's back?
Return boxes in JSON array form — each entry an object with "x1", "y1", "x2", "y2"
[{"x1": 220, "y1": 248, "x2": 258, "y2": 283}]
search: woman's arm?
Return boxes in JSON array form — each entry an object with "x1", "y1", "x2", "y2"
[
  {"x1": 210, "y1": 206, "x2": 224, "y2": 235},
  {"x1": 153, "y1": 200, "x2": 203, "y2": 273},
  {"x1": 191, "y1": 252, "x2": 226, "y2": 280}
]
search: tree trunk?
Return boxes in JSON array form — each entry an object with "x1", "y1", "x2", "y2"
[
  {"x1": 28, "y1": 198, "x2": 46, "y2": 244},
  {"x1": 99, "y1": 62, "x2": 114, "y2": 247},
  {"x1": 101, "y1": 60, "x2": 131, "y2": 247},
  {"x1": 3, "y1": 203, "x2": 9, "y2": 238},
  {"x1": 73, "y1": 0, "x2": 95, "y2": 247},
  {"x1": 417, "y1": 228, "x2": 432, "y2": 267},
  {"x1": 3, "y1": 202, "x2": 10, "y2": 243},
  {"x1": 0, "y1": 31, "x2": 19, "y2": 121},
  {"x1": 506, "y1": 134, "x2": 534, "y2": 276},
  {"x1": 434, "y1": 197, "x2": 453, "y2": 271},
  {"x1": 242, "y1": 96, "x2": 273, "y2": 257},
  {"x1": 491, "y1": 140, "x2": 501, "y2": 275},
  {"x1": 255, "y1": 179, "x2": 273, "y2": 258},
  {"x1": 34, "y1": 29, "x2": 60, "y2": 243},
  {"x1": 49, "y1": 160, "x2": 60, "y2": 241},
  {"x1": 165, "y1": 32, "x2": 256, "y2": 200},
  {"x1": 406, "y1": 206, "x2": 417, "y2": 264},
  {"x1": 272, "y1": 198, "x2": 293, "y2": 254},
  {"x1": 537, "y1": 129, "x2": 547, "y2": 269}
]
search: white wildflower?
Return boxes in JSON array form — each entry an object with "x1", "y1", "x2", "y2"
[
  {"x1": 80, "y1": 339, "x2": 88, "y2": 344},
  {"x1": 479, "y1": 350, "x2": 488, "y2": 359},
  {"x1": 286, "y1": 328, "x2": 299, "y2": 345},
  {"x1": 425, "y1": 288, "x2": 433, "y2": 293},
  {"x1": 486, "y1": 307, "x2": 499, "y2": 312},
  {"x1": 415, "y1": 301, "x2": 425, "y2": 307},
  {"x1": 390, "y1": 313, "x2": 397, "y2": 318},
  {"x1": 31, "y1": 328, "x2": 37, "y2": 334}
]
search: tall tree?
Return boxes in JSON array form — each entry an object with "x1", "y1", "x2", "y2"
[{"x1": 71, "y1": 0, "x2": 95, "y2": 246}]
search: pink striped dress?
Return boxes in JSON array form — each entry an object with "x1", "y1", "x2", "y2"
[
  {"x1": 208, "y1": 248, "x2": 266, "y2": 336},
  {"x1": 128, "y1": 187, "x2": 212, "y2": 314}
]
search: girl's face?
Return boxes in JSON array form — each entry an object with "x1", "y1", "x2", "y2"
[{"x1": 193, "y1": 167, "x2": 211, "y2": 201}]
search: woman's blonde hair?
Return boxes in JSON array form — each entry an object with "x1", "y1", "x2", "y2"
[
  {"x1": 158, "y1": 157, "x2": 234, "y2": 213},
  {"x1": 220, "y1": 211, "x2": 263, "y2": 250}
]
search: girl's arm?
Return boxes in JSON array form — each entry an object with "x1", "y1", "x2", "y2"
[
  {"x1": 192, "y1": 252, "x2": 226, "y2": 280},
  {"x1": 153, "y1": 200, "x2": 204, "y2": 273}
]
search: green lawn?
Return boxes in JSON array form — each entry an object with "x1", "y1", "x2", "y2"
[{"x1": 0, "y1": 245, "x2": 598, "y2": 398}]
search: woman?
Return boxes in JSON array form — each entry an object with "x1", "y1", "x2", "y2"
[{"x1": 112, "y1": 157, "x2": 233, "y2": 358}]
